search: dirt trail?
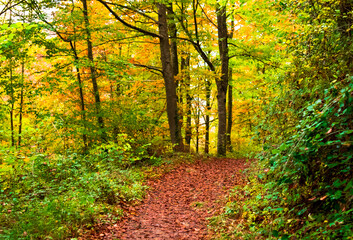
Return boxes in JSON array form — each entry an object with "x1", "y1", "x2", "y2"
[{"x1": 89, "y1": 158, "x2": 247, "y2": 239}]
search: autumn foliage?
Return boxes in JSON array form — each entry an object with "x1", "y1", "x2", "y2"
[{"x1": 0, "y1": 0, "x2": 352, "y2": 239}]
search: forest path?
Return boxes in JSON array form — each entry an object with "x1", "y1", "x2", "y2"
[{"x1": 89, "y1": 158, "x2": 247, "y2": 239}]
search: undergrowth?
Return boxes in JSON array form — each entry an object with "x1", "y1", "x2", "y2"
[
  {"x1": 0, "y1": 134, "x2": 162, "y2": 239},
  {"x1": 210, "y1": 82, "x2": 353, "y2": 239}
]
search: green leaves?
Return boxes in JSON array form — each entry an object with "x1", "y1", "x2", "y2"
[
  {"x1": 0, "y1": 144, "x2": 147, "y2": 239},
  {"x1": 219, "y1": 0, "x2": 353, "y2": 238}
]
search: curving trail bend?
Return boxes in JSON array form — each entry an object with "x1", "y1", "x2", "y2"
[{"x1": 87, "y1": 158, "x2": 247, "y2": 240}]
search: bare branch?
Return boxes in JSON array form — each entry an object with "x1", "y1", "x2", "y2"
[
  {"x1": 199, "y1": 3, "x2": 217, "y2": 28},
  {"x1": 173, "y1": 6, "x2": 216, "y2": 71},
  {"x1": 97, "y1": 0, "x2": 161, "y2": 39},
  {"x1": 0, "y1": 0, "x2": 25, "y2": 16},
  {"x1": 106, "y1": 2, "x2": 158, "y2": 24},
  {"x1": 132, "y1": 63, "x2": 163, "y2": 74},
  {"x1": 229, "y1": 52, "x2": 281, "y2": 69}
]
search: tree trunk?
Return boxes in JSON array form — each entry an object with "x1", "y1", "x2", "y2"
[
  {"x1": 10, "y1": 61, "x2": 15, "y2": 147},
  {"x1": 82, "y1": 0, "x2": 106, "y2": 142},
  {"x1": 76, "y1": 66, "x2": 88, "y2": 149},
  {"x1": 158, "y1": 3, "x2": 182, "y2": 151},
  {"x1": 18, "y1": 61, "x2": 24, "y2": 147},
  {"x1": 97, "y1": 0, "x2": 183, "y2": 150},
  {"x1": 205, "y1": 78, "x2": 211, "y2": 154},
  {"x1": 167, "y1": 4, "x2": 183, "y2": 151},
  {"x1": 196, "y1": 100, "x2": 200, "y2": 154},
  {"x1": 186, "y1": 77, "x2": 192, "y2": 149},
  {"x1": 181, "y1": 55, "x2": 192, "y2": 150},
  {"x1": 167, "y1": 4, "x2": 179, "y2": 78},
  {"x1": 227, "y1": 69, "x2": 233, "y2": 152},
  {"x1": 72, "y1": 17, "x2": 88, "y2": 150},
  {"x1": 216, "y1": 4, "x2": 229, "y2": 156}
]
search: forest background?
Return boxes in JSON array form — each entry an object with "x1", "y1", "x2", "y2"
[{"x1": 0, "y1": 0, "x2": 352, "y2": 239}]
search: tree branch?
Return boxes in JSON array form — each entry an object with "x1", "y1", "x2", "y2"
[
  {"x1": 173, "y1": 10, "x2": 216, "y2": 71},
  {"x1": 199, "y1": 3, "x2": 217, "y2": 28},
  {"x1": 106, "y1": 2, "x2": 158, "y2": 24},
  {"x1": 132, "y1": 63, "x2": 163, "y2": 74},
  {"x1": 0, "y1": 0, "x2": 25, "y2": 16},
  {"x1": 97, "y1": 0, "x2": 161, "y2": 39},
  {"x1": 229, "y1": 52, "x2": 281, "y2": 69}
]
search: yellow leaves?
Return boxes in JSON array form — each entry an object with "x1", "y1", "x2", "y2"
[{"x1": 0, "y1": 162, "x2": 12, "y2": 178}]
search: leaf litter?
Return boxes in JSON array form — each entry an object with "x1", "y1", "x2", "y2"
[{"x1": 83, "y1": 158, "x2": 248, "y2": 239}]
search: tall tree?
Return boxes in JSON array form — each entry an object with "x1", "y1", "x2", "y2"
[
  {"x1": 216, "y1": 3, "x2": 229, "y2": 156},
  {"x1": 226, "y1": 14, "x2": 236, "y2": 152},
  {"x1": 181, "y1": 54, "x2": 192, "y2": 150},
  {"x1": 205, "y1": 77, "x2": 211, "y2": 154},
  {"x1": 175, "y1": 0, "x2": 230, "y2": 155},
  {"x1": 81, "y1": 0, "x2": 106, "y2": 142},
  {"x1": 226, "y1": 68, "x2": 233, "y2": 152},
  {"x1": 158, "y1": 2, "x2": 182, "y2": 150},
  {"x1": 0, "y1": 15, "x2": 44, "y2": 148},
  {"x1": 167, "y1": 3, "x2": 183, "y2": 150},
  {"x1": 97, "y1": 0, "x2": 183, "y2": 150}
]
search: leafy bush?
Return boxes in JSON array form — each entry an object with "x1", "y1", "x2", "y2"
[
  {"x1": 215, "y1": 81, "x2": 353, "y2": 239},
  {"x1": 213, "y1": 1, "x2": 353, "y2": 238},
  {"x1": 0, "y1": 138, "x2": 149, "y2": 239},
  {"x1": 89, "y1": 134, "x2": 153, "y2": 167}
]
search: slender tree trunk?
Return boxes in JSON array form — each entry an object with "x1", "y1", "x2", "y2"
[
  {"x1": 186, "y1": 78, "x2": 192, "y2": 148},
  {"x1": 69, "y1": 17, "x2": 88, "y2": 150},
  {"x1": 158, "y1": 3, "x2": 182, "y2": 151},
  {"x1": 82, "y1": 0, "x2": 106, "y2": 141},
  {"x1": 227, "y1": 69, "x2": 233, "y2": 152},
  {"x1": 196, "y1": 102, "x2": 200, "y2": 154},
  {"x1": 180, "y1": 1, "x2": 228, "y2": 155},
  {"x1": 9, "y1": 12, "x2": 14, "y2": 147},
  {"x1": 216, "y1": 4, "x2": 229, "y2": 156},
  {"x1": 181, "y1": 55, "x2": 192, "y2": 150},
  {"x1": 76, "y1": 66, "x2": 88, "y2": 149},
  {"x1": 205, "y1": 78, "x2": 211, "y2": 154},
  {"x1": 18, "y1": 61, "x2": 24, "y2": 147},
  {"x1": 10, "y1": 61, "x2": 15, "y2": 147},
  {"x1": 227, "y1": 14, "x2": 235, "y2": 153},
  {"x1": 71, "y1": 12, "x2": 88, "y2": 150},
  {"x1": 180, "y1": 3, "x2": 191, "y2": 151}
]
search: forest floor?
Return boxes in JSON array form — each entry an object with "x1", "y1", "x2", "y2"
[{"x1": 83, "y1": 157, "x2": 248, "y2": 239}]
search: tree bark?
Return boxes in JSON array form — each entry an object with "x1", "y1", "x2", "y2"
[
  {"x1": 10, "y1": 59, "x2": 15, "y2": 147},
  {"x1": 180, "y1": 3, "x2": 190, "y2": 151},
  {"x1": 69, "y1": 7, "x2": 89, "y2": 150},
  {"x1": 82, "y1": 0, "x2": 106, "y2": 142},
  {"x1": 18, "y1": 61, "x2": 24, "y2": 147},
  {"x1": 216, "y1": 4, "x2": 229, "y2": 156},
  {"x1": 167, "y1": 4, "x2": 183, "y2": 150},
  {"x1": 177, "y1": 1, "x2": 229, "y2": 155},
  {"x1": 196, "y1": 98, "x2": 200, "y2": 154},
  {"x1": 76, "y1": 66, "x2": 88, "y2": 149},
  {"x1": 205, "y1": 78, "x2": 211, "y2": 154},
  {"x1": 167, "y1": 4, "x2": 179, "y2": 77},
  {"x1": 227, "y1": 69, "x2": 233, "y2": 152},
  {"x1": 181, "y1": 55, "x2": 192, "y2": 150},
  {"x1": 97, "y1": 0, "x2": 182, "y2": 151},
  {"x1": 158, "y1": 3, "x2": 182, "y2": 150}
]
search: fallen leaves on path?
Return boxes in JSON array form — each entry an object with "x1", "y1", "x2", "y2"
[{"x1": 86, "y1": 158, "x2": 248, "y2": 239}]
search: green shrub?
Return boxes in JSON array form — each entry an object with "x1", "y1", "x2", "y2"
[
  {"x1": 0, "y1": 137, "x2": 149, "y2": 239},
  {"x1": 216, "y1": 81, "x2": 353, "y2": 239}
]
